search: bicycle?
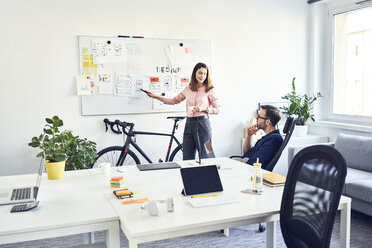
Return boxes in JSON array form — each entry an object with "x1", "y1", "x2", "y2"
[{"x1": 92, "y1": 116, "x2": 185, "y2": 167}]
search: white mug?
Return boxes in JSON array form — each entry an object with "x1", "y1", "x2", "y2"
[
  {"x1": 188, "y1": 106, "x2": 195, "y2": 113},
  {"x1": 99, "y1": 162, "x2": 111, "y2": 175}
]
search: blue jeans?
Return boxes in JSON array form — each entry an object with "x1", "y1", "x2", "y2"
[{"x1": 182, "y1": 116, "x2": 212, "y2": 160}]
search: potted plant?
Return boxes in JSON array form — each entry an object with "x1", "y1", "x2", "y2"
[
  {"x1": 28, "y1": 116, "x2": 98, "y2": 179},
  {"x1": 281, "y1": 77, "x2": 322, "y2": 137}
]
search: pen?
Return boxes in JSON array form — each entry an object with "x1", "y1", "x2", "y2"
[
  {"x1": 132, "y1": 36, "x2": 144, "y2": 38},
  {"x1": 118, "y1": 35, "x2": 130, "y2": 38},
  {"x1": 140, "y1": 88, "x2": 148, "y2": 93},
  {"x1": 191, "y1": 194, "x2": 219, "y2": 198}
]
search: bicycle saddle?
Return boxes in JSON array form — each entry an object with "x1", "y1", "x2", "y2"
[{"x1": 167, "y1": 116, "x2": 186, "y2": 121}]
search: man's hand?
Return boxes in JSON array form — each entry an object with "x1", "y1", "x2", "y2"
[{"x1": 247, "y1": 124, "x2": 259, "y2": 136}]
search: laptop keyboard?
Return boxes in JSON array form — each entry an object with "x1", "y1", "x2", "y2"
[{"x1": 11, "y1": 188, "x2": 31, "y2": 201}]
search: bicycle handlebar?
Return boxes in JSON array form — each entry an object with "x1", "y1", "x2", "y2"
[{"x1": 103, "y1": 118, "x2": 134, "y2": 136}]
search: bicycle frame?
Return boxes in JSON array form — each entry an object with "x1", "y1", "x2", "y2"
[{"x1": 121, "y1": 120, "x2": 182, "y2": 164}]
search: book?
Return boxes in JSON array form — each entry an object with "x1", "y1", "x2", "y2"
[
  {"x1": 263, "y1": 172, "x2": 286, "y2": 184},
  {"x1": 263, "y1": 180, "x2": 285, "y2": 188}
]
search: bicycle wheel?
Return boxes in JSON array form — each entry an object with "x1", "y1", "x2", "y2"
[
  {"x1": 169, "y1": 144, "x2": 183, "y2": 162},
  {"x1": 92, "y1": 146, "x2": 140, "y2": 168}
]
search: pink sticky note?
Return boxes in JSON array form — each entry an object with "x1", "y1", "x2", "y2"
[{"x1": 185, "y1": 47, "x2": 194, "y2": 54}]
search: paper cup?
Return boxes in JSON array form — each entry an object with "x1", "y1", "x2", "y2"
[{"x1": 99, "y1": 162, "x2": 111, "y2": 175}]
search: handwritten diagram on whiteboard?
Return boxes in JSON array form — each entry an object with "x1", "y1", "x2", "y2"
[{"x1": 78, "y1": 36, "x2": 211, "y2": 115}]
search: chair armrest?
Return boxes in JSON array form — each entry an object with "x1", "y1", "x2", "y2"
[
  {"x1": 229, "y1": 155, "x2": 244, "y2": 159},
  {"x1": 288, "y1": 142, "x2": 335, "y2": 166},
  {"x1": 229, "y1": 155, "x2": 249, "y2": 163}
]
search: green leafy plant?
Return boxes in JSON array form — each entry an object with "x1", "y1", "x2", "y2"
[
  {"x1": 281, "y1": 77, "x2": 322, "y2": 126},
  {"x1": 28, "y1": 116, "x2": 98, "y2": 170}
]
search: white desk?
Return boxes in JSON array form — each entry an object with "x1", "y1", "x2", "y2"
[
  {"x1": 89, "y1": 157, "x2": 351, "y2": 248},
  {"x1": 0, "y1": 170, "x2": 120, "y2": 248}
]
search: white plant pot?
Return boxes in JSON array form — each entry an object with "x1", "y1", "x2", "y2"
[{"x1": 294, "y1": 125, "x2": 308, "y2": 137}]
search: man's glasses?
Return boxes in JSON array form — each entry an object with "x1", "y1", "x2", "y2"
[{"x1": 257, "y1": 115, "x2": 269, "y2": 120}]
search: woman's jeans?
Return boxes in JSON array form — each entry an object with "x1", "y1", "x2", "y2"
[{"x1": 182, "y1": 116, "x2": 211, "y2": 160}]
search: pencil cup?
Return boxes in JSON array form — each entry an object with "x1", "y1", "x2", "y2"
[{"x1": 99, "y1": 162, "x2": 111, "y2": 175}]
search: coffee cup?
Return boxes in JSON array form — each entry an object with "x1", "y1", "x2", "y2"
[
  {"x1": 99, "y1": 162, "x2": 111, "y2": 175},
  {"x1": 188, "y1": 106, "x2": 195, "y2": 113}
]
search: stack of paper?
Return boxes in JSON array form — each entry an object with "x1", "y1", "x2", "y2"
[
  {"x1": 110, "y1": 176, "x2": 126, "y2": 188},
  {"x1": 263, "y1": 173, "x2": 286, "y2": 187}
]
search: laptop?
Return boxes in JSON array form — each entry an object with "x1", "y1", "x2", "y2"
[
  {"x1": 137, "y1": 162, "x2": 181, "y2": 171},
  {"x1": 0, "y1": 159, "x2": 43, "y2": 206}
]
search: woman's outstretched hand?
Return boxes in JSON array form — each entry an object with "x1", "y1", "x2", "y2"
[{"x1": 146, "y1": 91, "x2": 156, "y2": 98}]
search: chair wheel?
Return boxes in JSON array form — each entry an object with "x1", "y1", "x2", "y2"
[{"x1": 258, "y1": 224, "x2": 266, "y2": 232}]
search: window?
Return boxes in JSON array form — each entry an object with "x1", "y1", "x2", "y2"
[{"x1": 331, "y1": 6, "x2": 372, "y2": 120}]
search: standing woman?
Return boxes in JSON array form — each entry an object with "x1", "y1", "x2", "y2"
[{"x1": 147, "y1": 62, "x2": 220, "y2": 160}]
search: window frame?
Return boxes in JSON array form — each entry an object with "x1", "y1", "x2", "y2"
[{"x1": 324, "y1": 1, "x2": 372, "y2": 125}]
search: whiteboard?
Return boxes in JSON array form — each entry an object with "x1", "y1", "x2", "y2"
[{"x1": 78, "y1": 36, "x2": 211, "y2": 115}]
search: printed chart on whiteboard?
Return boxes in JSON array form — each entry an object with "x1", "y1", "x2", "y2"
[{"x1": 77, "y1": 36, "x2": 211, "y2": 115}]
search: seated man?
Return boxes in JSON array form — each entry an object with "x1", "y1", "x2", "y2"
[{"x1": 243, "y1": 105, "x2": 283, "y2": 169}]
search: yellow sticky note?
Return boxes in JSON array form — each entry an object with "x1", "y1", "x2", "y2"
[
  {"x1": 82, "y1": 68, "x2": 90, "y2": 74},
  {"x1": 82, "y1": 55, "x2": 90, "y2": 61},
  {"x1": 90, "y1": 62, "x2": 97, "y2": 68},
  {"x1": 83, "y1": 62, "x2": 90, "y2": 68},
  {"x1": 82, "y1": 47, "x2": 89, "y2": 54}
]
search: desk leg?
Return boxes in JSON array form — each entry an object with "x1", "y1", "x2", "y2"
[
  {"x1": 129, "y1": 238, "x2": 138, "y2": 248},
  {"x1": 340, "y1": 202, "x2": 351, "y2": 248},
  {"x1": 83, "y1": 232, "x2": 95, "y2": 244},
  {"x1": 266, "y1": 221, "x2": 276, "y2": 248},
  {"x1": 105, "y1": 221, "x2": 120, "y2": 248}
]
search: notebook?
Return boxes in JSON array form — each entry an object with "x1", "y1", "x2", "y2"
[
  {"x1": 263, "y1": 172, "x2": 286, "y2": 184},
  {"x1": 137, "y1": 162, "x2": 181, "y2": 171},
  {"x1": 0, "y1": 159, "x2": 43, "y2": 206}
]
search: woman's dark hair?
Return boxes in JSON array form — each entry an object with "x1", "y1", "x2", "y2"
[
  {"x1": 260, "y1": 105, "x2": 282, "y2": 126},
  {"x1": 189, "y1": 62, "x2": 214, "y2": 92}
]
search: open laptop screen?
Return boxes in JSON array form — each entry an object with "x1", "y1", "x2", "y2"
[{"x1": 180, "y1": 165, "x2": 223, "y2": 196}]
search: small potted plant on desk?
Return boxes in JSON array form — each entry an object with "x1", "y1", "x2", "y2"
[
  {"x1": 28, "y1": 116, "x2": 98, "y2": 179},
  {"x1": 281, "y1": 77, "x2": 322, "y2": 137}
]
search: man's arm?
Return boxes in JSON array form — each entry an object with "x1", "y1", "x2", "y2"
[{"x1": 243, "y1": 124, "x2": 259, "y2": 153}]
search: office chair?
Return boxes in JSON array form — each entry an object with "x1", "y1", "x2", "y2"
[
  {"x1": 263, "y1": 114, "x2": 297, "y2": 171},
  {"x1": 280, "y1": 145, "x2": 347, "y2": 248}
]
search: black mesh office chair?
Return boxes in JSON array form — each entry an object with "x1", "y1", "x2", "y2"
[
  {"x1": 263, "y1": 114, "x2": 297, "y2": 171},
  {"x1": 280, "y1": 145, "x2": 347, "y2": 248}
]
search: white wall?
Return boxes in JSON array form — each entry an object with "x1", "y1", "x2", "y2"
[{"x1": 0, "y1": 0, "x2": 309, "y2": 176}]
